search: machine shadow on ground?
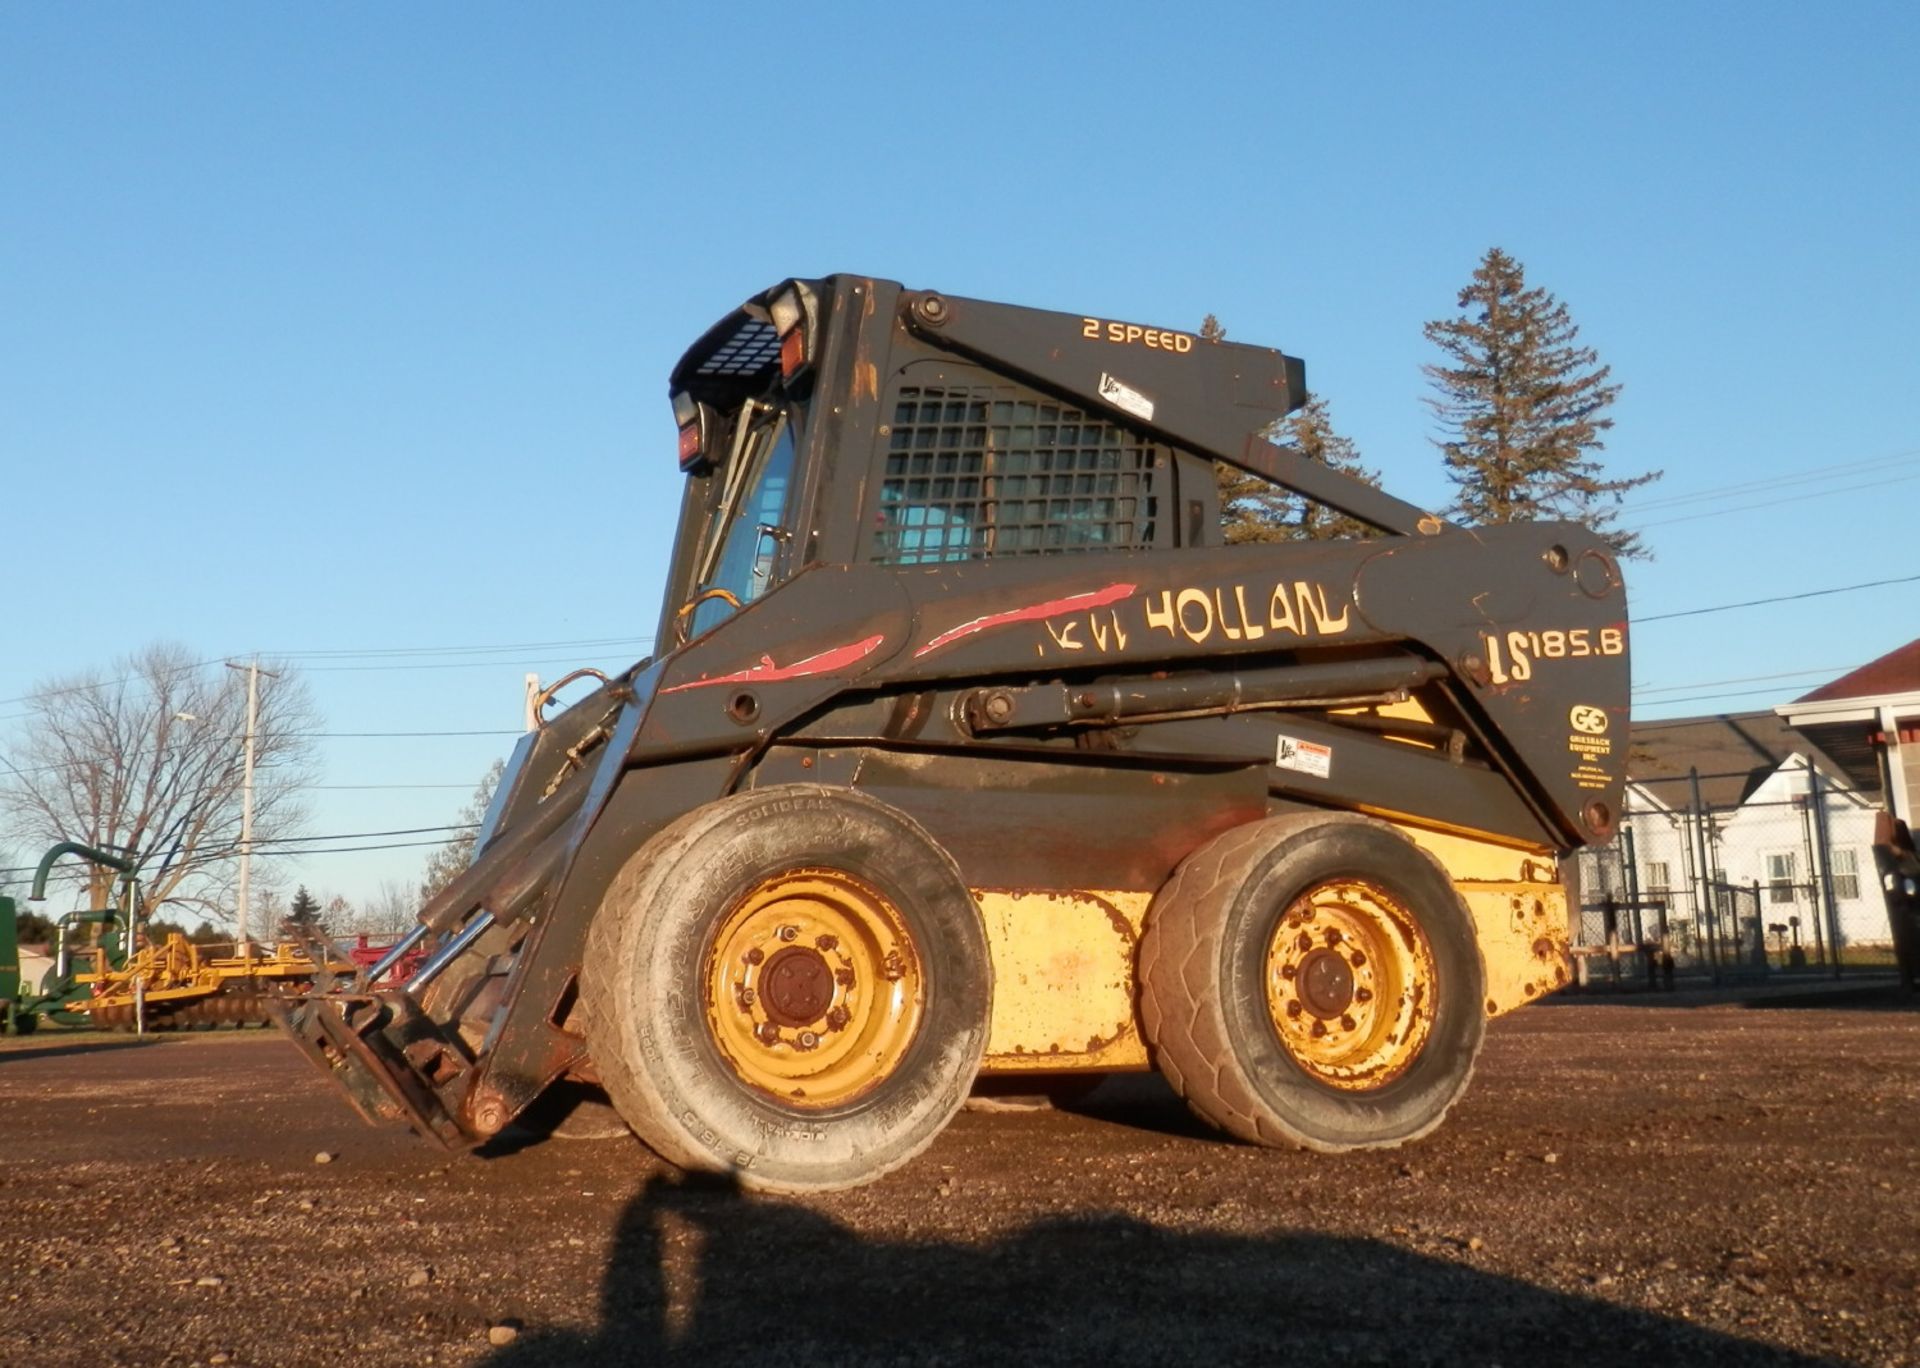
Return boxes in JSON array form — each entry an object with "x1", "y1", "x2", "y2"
[
  {"x1": 0, "y1": 1037, "x2": 162, "y2": 1065},
  {"x1": 1541, "y1": 980, "x2": 1916, "y2": 1014},
  {"x1": 1740, "y1": 985, "x2": 1917, "y2": 1013},
  {"x1": 481, "y1": 1173, "x2": 1827, "y2": 1368}
]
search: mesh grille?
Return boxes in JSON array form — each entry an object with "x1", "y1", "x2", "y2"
[
  {"x1": 874, "y1": 385, "x2": 1159, "y2": 564},
  {"x1": 694, "y1": 319, "x2": 781, "y2": 379}
]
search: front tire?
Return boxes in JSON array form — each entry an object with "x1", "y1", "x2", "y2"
[
  {"x1": 1139, "y1": 813, "x2": 1485, "y2": 1152},
  {"x1": 580, "y1": 785, "x2": 991, "y2": 1193}
]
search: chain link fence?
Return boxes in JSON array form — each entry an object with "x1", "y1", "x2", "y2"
[{"x1": 1573, "y1": 763, "x2": 1895, "y2": 987}]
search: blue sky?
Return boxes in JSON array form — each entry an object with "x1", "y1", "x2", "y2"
[{"x1": 4, "y1": 2, "x2": 1916, "y2": 910}]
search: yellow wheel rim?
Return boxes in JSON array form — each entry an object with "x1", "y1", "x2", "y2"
[
  {"x1": 703, "y1": 868, "x2": 924, "y2": 1110},
  {"x1": 1263, "y1": 878, "x2": 1437, "y2": 1091}
]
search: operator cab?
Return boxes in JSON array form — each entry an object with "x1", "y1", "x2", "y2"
[
  {"x1": 661, "y1": 280, "x2": 822, "y2": 646},
  {"x1": 659, "y1": 274, "x2": 1334, "y2": 649}
]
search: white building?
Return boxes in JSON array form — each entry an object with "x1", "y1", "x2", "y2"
[
  {"x1": 1777, "y1": 636, "x2": 1920, "y2": 829},
  {"x1": 1581, "y1": 711, "x2": 1890, "y2": 968}
]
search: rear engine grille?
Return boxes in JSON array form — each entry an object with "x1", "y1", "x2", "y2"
[{"x1": 694, "y1": 319, "x2": 782, "y2": 379}]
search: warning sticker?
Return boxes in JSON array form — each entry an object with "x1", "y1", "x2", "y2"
[
  {"x1": 1097, "y1": 372, "x2": 1155, "y2": 422},
  {"x1": 1275, "y1": 735, "x2": 1333, "y2": 779}
]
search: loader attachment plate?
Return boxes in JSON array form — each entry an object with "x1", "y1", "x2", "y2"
[{"x1": 273, "y1": 992, "x2": 470, "y2": 1149}]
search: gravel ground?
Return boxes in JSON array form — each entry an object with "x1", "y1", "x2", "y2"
[{"x1": 1, "y1": 984, "x2": 1916, "y2": 1368}]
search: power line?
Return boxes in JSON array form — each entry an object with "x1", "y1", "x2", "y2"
[
  {"x1": 1632, "y1": 664, "x2": 1857, "y2": 697},
  {"x1": 241, "y1": 836, "x2": 465, "y2": 858},
  {"x1": 299, "y1": 656, "x2": 638, "y2": 675},
  {"x1": 1637, "y1": 572, "x2": 1920, "y2": 623},
  {"x1": 0, "y1": 636, "x2": 649, "y2": 711},
  {"x1": 264, "y1": 634, "x2": 651, "y2": 660},
  {"x1": 0, "y1": 656, "x2": 228, "y2": 712},
  {"x1": 0, "y1": 726, "x2": 515, "y2": 783},
  {"x1": 0, "y1": 823, "x2": 479, "y2": 881},
  {"x1": 1629, "y1": 471, "x2": 1920, "y2": 531},
  {"x1": 311, "y1": 783, "x2": 475, "y2": 791},
  {"x1": 1618, "y1": 446, "x2": 1920, "y2": 515},
  {"x1": 1633, "y1": 684, "x2": 1822, "y2": 709},
  {"x1": 301, "y1": 729, "x2": 519, "y2": 739},
  {"x1": 1633, "y1": 711, "x2": 1800, "y2": 733},
  {"x1": 254, "y1": 823, "x2": 478, "y2": 844}
]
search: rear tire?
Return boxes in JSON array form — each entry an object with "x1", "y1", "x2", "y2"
[
  {"x1": 1139, "y1": 813, "x2": 1485, "y2": 1152},
  {"x1": 581, "y1": 785, "x2": 991, "y2": 1193}
]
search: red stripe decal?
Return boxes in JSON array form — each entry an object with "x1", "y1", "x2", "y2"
[
  {"x1": 913, "y1": 582, "x2": 1136, "y2": 659},
  {"x1": 661, "y1": 634, "x2": 886, "y2": 693}
]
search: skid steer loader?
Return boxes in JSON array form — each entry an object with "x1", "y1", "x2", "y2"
[{"x1": 277, "y1": 275, "x2": 1630, "y2": 1192}]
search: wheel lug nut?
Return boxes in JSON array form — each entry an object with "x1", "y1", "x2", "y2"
[
  {"x1": 825, "y1": 1006, "x2": 850, "y2": 1030},
  {"x1": 1286, "y1": 1000, "x2": 1303, "y2": 1018},
  {"x1": 1339, "y1": 1014, "x2": 1356, "y2": 1031},
  {"x1": 815, "y1": 933, "x2": 838, "y2": 951},
  {"x1": 797, "y1": 1030, "x2": 819, "y2": 1050},
  {"x1": 1325, "y1": 928, "x2": 1344, "y2": 945},
  {"x1": 737, "y1": 987, "x2": 756, "y2": 1010},
  {"x1": 777, "y1": 925, "x2": 799, "y2": 943},
  {"x1": 835, "y1": 967, "x2": 855, "y2": 987},
  {"x1": 1350, "y1": 951, "x2": 1367, "y2": 968},
  {"x1": 745, "y1": 947, "x2": 764, "y2": 966},
  {"x1": 1354, "y1": 987, "x2": 1373, "y2": 1003},
  {"x1": 756, "y1": 1022, "x2": 781, "y2": 1045},
  {"x1": 1310, "y1": 1021, "x2": 1327, "y2": 1039}
]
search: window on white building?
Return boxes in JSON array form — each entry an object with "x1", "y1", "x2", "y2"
[
  {"x1": 1766, "y1": 851, "x2": 1797, "y2": 903},
  {"x1": 1830, "y1": 847, "x2": 1860, "y2": 900},
  {"x1": 1645, "y1": 860, "x2": 1671, "y2": 891}
]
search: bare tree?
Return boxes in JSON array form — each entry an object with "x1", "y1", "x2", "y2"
[
  {"x1": 0, "y1": 643, "x2": 317, "y2": 926},
  {"x1": 358, "y1": 879, "x2": 418, "y2": 937},
  {"x1": 0, "y1": 844, "x2": 28, "y2": 898},
  {"x1": 419, "y1": 758, "x2": 505, "y2": 902}
]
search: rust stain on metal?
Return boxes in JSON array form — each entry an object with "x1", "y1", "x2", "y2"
[
  {"x1": 973, "y1": 888, "x2": 1150, "y2": 1072},
  {"x1": 1395, "y1": 823, "x2": 1569, "y2": 1019}
]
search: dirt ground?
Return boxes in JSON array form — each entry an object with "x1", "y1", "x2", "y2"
[{"x1": 2, "y1": 983, "x2": 1916, "y2": 1368}]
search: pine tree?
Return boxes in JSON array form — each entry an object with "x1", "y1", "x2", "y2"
[
  {"x1": 1423, "y1": 248, "x2": 1658, "y2": 557},
  {"x1": 1203, "y1": 314, "x2": 1381, "y2": 543},
  {"x1": 1268, "y1": 396, "x2": 1383, "y2": 541},
  {"x1": 287, "y1": 885, "x2": 322, "y2": 930},
  {"x1": 1206, "y1": 315, "x2": 1293, "y2": 543}
]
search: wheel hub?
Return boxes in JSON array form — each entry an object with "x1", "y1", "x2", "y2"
[
  {"x1": 1297, "y1": 948, "x2": 1355, "y2": 1018},
  {"x1": 1263, "y1": 878, "x2": 1437, "y2": 1091},
  {"x1": 760, "y1": 946, "x2": 836, "y2": 1027},
  {"x1": 703, "y1": 868, "x2": 924, "y2": 1110}
]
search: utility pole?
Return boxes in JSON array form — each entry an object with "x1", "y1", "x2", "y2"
[{"x1": 226, "y1": 660, "x2": 281, "y2": 957}]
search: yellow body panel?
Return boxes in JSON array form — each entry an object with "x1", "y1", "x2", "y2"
[
  {"x1": 974, "y1": 890, "x2": 1151, "y2": 1073},
  {"x1": 1391, "y1": 827, "x2": 1572, "y2": 1014},
  {"x1": 971, "y1": 827, "x2": 1569, "y2": 1075}
]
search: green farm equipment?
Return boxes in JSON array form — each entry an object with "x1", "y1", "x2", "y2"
[
  {"x1": 3, "y1": 841, "x2": 347, "y2": 1032},
  {"x1": 3, "y1": 843, "x2": 141, "y2": 1033}
]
